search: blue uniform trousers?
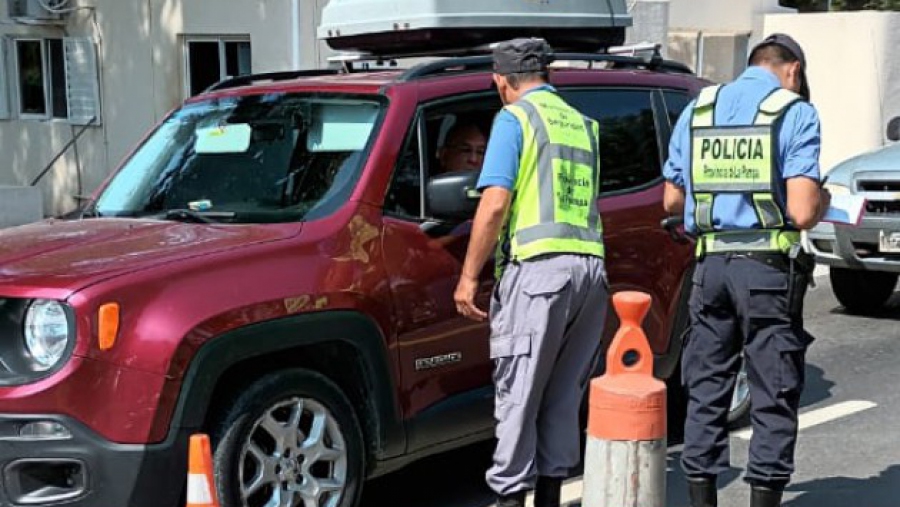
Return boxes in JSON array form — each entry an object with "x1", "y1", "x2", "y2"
[{"x1": 681, "y1": 253, "x2": 811, "y2": 486}]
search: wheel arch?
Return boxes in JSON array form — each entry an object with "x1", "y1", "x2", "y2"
[{"x1": 168, "y1": 311, "x2": 405, "y2": 473}]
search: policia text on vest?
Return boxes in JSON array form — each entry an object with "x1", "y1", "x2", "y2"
[{"x1": 695, "y1": 131, "x2": 769, "y2": 183}]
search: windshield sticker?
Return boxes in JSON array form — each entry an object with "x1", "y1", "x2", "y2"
[
  {"x1": 188, "y1": 200, "x2": 213, "y2": 211},
  {"x1": 195, "y1": 124, "x2": 252, "y2": 154}
]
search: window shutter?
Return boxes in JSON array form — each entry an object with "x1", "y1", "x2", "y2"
[
  {"x1": 0, "y1": 38, "x2": 10, "y2": 120},
  {"x1": 63, "y1": 37, "x2": 101, "y2": 126}
]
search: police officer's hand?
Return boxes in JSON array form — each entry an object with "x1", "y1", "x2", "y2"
[{"x1": 454, "y1": 275, "x2": 487, "y2": 322}]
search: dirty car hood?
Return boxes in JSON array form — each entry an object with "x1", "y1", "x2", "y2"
[{"x1": 0, "y1": 218, "x2": 296, "y2": 297}]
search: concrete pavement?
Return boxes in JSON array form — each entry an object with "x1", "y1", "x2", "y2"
[{"x1": 360, "y1": 273, "x2": 900, "y2": 507}]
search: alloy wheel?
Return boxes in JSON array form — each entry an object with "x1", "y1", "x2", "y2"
[{"x1": 239, "y1": 397, "x2": 348, "y2": 507}]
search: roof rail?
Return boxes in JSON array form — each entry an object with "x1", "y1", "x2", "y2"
[
  {"x1": 202, "y1": 69, "x2": 343, "y2": 94},
  {"x1": 397, "y1": 47, "x2": 693, "y2": 82}
]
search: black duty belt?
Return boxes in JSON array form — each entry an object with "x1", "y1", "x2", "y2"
[{"x1": 704, "y1": 250, "x2": 791, "y2": 273}]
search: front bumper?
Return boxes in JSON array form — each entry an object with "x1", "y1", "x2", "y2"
[
  {"x1": 0, "y1": 414, "x2": 186, "y2": 507},
  {"x1": 807, "y1": 216, "x2": 900, "y2": 273}
]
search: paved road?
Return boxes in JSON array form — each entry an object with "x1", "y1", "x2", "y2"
[{"x1": 360, "y1": 273, "x2": 900, "y2": 507}]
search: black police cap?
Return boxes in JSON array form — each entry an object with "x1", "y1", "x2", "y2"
[
  {"x1": 749, "y1": 33, "x2": 810, "y2": 101},
  {"x1": 492, "y1": 38, "x2": 555, "y2": 76}
]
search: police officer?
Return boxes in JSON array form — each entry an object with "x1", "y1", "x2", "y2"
[
  {"x1": 662, "y1": 34, "x2": 831, "y2": 507},
  {"x1": 453, "y1": 38, "x2": 608, "y2": 507}
]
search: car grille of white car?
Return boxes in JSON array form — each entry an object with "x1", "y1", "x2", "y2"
[
  {"x1": 859, "y1": 180, "x2": 900, "y2": 192},
  {"x1": 858, "y1": 179, "x2": 900, "y2": 216}
]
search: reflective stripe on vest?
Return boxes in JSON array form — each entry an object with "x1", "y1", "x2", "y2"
[
  {"x1": 688, "y1": 84, "x2": 802, "y2": 254},
  {"x1": 502, "y1": 90, "x2": 605, "y2": 265},
  {"x1": 697, "y1": 230, "x2": 801, "y2": 256}
]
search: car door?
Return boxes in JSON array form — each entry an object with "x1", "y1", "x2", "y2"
[
  {"x1": 381, "y1": 100, "x2": 497, "y2": 452},
  {"x1": 558, "y1": 86, "x2": 693, "y2": 361}
]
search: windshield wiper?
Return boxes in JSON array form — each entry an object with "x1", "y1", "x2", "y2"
[{"x1": 159, "y1": 209, "x2": 235, "y2": 224}]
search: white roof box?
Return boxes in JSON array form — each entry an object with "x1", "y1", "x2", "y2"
[{"x1": 318, "y1": 0, "x2": 633, "y2": 55}]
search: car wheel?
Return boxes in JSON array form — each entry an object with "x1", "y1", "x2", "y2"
[
  {"x1": 727, "y1": 359, "x2": 751, "y2": 427},
  {"x1": 213, "y1": 369, "x2": 365, "y2": 507},
  {"x1": 830, "y1": 268, "x2": 898, "y2": 314}
]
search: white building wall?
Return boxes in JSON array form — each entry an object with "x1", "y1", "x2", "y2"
[
  {"x1": 669, "y1": 0, "x2": 794, "y2": 46},
  {"x1": 0, "y1": 0, "x2": 327, "y2": 216},
  {"x1": 666, "y1": 0, "x2": 795, "y2": 82},
  {"x1": 764, "y1": 12, "x2": 900, "y2": 172},
  {"x1": 624, "y1": 0, "x2": 670, "y2": 52}
]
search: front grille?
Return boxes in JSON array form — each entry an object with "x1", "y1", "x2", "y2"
[
  {"x1": 866, "y1": 200, "x2": 900, "y2": 216},
  {"x1": 859, "y1": 180, "x2": 900, "y2": 192}
]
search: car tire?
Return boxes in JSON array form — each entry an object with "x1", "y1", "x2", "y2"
[
  {"x1": 212, "y1": 369, "x2": 365, "y2": 507},
  {"x1": 830, "y1": 268, "x2": 898, "y2": 314}
]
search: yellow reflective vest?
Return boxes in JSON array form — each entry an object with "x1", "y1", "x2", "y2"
[{"x1": 499, "y1": 90, "x2": 605, "y2": 272}]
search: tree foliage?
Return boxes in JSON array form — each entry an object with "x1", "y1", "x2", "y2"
[
  {"x1": 831, "y1": 0, "x2": 900, "y2": 9},
  {"x1": 779, "y1": 0, "x2": 900, "y2": 10}
]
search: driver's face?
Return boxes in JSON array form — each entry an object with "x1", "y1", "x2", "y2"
[{"x1": 438, "y1": 126, "x2": 487, "y2": 173}]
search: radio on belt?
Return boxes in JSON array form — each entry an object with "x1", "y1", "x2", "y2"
[{"x1": 317, "y1": 0, "x2": 634, "y2": 55}]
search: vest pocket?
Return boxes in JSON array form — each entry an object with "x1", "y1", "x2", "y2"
[{"x1": 490, "y1": 333, "x2": 533, "y2": 406}]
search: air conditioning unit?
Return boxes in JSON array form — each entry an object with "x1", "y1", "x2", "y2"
[{"x1": 7, "y1": 0, "x2": 69, "y2": 22}]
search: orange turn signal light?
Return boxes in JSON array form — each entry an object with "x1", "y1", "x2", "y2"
[{"x1": 98, "y1": 303, "x2": 120, "y2": 351}]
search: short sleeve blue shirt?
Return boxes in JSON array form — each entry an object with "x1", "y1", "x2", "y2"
[
  {"x1": 662, "y1": 66, "x2": 822, "y2": 233},
  {"x1": 477, "y1": 85, "x2": 556, "y2": 191}
]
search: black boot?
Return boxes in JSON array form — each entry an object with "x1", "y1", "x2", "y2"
[
  {"x1": 687, "y1": 476, "x2": 717, "y2": 507},
  {"x1": 496, "y1": 490, "x2": 526, "y2": 507},
  {"x1": 534, "y1": 476, "x2": 562, "y2": 507},
  {"x1": 750, "y1": 485, "x2": 783, "y2": 507}
]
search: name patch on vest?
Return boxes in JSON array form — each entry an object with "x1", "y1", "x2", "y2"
[
  {"x1": 691, "y1": 127, "x2": 773, "y2": 191},
  {"x1": 555, "y1": 164, "x2": 593, "y2": 216}
]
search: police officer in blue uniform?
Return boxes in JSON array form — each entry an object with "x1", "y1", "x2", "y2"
[{"x1": 663, "y1": 34, "x2": 831, "y2": 507}]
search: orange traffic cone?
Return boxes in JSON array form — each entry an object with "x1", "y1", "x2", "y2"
[
  {"x1": 582, "y1": 291, "x2": 668, "y2": 507},
  {"x1": 186, "y1": 434, "x2": 220, "y2": 507}
]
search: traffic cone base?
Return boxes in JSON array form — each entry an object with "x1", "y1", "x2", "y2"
[{"x1": 187, "y1": 433, "x2": 220, "y2": 507}]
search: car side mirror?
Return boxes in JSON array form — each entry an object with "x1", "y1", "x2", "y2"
[
  {"x1": 427, "y1": 170, "x2": 481, "y2": 221},
  {"x1": 887, "y1": 117, "x2": 900, "y2": 142}
]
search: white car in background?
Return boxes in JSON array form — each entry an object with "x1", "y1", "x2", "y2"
[{"x1": 807, "y1": 117, "x2": 900, "y2": 314}]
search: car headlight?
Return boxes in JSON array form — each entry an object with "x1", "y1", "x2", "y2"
[
  {"x1": 23, "y1": 300, "x2": 70, "y2": 371},
  {"x1": 824, "y1": 182, "x2": 851, "y2": 195}
]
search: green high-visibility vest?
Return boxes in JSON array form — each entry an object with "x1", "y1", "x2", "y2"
[
  {"x1": 689, "y1": 84, "x2": 802, "y2": 254},
  {"x1": 500, "y1": 90, "x2": 605, "y2": 271}
]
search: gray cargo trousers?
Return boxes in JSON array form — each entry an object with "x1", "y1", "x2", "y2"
[{"x1": 486, "y1": 253, "x2": 609, "y2": 496}]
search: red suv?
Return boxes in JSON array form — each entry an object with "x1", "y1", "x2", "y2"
[{"x1": 0, "y1": 53, "x2": 703, "y2": 507}]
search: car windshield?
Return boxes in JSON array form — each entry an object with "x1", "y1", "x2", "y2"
[{"x1": 94, "y1": 93, "x2": 383, "y2": 223}]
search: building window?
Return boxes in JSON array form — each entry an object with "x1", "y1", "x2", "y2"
[
  {"x1": 184, "y1": 38, "x2": 252, "y2": 97},
  {"x1": 10, "y1": 37, "x2": 100, "y2": 124},
  {"x1": 16, "y1": 39, "x2": 50, "y2": 116}
]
